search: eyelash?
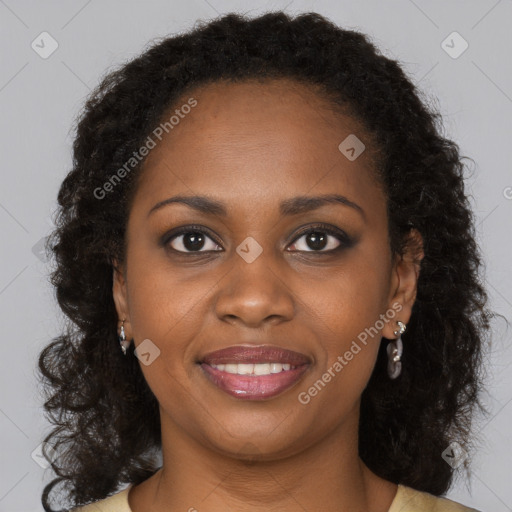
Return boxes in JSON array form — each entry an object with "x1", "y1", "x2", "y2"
[{"x1": 162, "y1": 223, "x2": 354, "y2": 255}]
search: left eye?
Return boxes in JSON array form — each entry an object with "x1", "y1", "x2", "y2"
[{"x1": 288, "y1": 227, "x2": 345, "y2": 252}]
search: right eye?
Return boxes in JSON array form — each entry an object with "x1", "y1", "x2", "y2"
[{"x1": 163, "y1": 226, "x2": 223, "y2": 254}]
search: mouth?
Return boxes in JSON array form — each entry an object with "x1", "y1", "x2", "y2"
[{"x1": 197, "y1": 345, "x2": 312, "y2": 401}]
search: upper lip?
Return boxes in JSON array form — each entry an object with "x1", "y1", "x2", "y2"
[{"x1": 200, "y1": 345, "x2": 312, "y2": 366}]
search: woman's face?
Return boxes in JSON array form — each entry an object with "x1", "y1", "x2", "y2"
[{"x1": 113, "y1": 78, "x2": 419, "y2": 460}]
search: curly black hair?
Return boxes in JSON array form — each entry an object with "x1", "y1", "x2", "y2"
[{"x1": 37, "y1": 10, "x2": 492, "y2": 511}]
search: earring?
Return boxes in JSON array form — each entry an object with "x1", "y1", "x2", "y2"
[
  {"x1": 118, "y1": 319, "x2": 131, "y2": 355},
  {"x1": 387, "y1": 321, "x2": 406, "y2": 379}
]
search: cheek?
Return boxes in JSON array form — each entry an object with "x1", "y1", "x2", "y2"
[
  {"x1": 124, "y1": 251, "x2": 224, "y2": 401},
  {"x1": 305, "y1": 244, "x2": 392, "y2": 390},
  {"x1": 124, "y1": 266, "x2": 209, "y2": 416},
  {"x1": 125, "y1": 238, "x2": 213, "y2": 335},
  {"x1": 306, "y1": 243, "x2": 392, "y2": 338}
]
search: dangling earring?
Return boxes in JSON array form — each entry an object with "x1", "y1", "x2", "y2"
[
  {"x1": 387, "y1": 320, "x2": 406, "y2": 379},
  {"x1": 118, "y1": 319, "x2": 131, "y2": 355}
]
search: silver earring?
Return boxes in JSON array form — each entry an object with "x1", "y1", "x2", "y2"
[
  {"x1": 387, "y1": 321, "x2": 406, "y2": 379},
  {"x1": 118, "y1": 319, "x2": 131, "y2": 355}
]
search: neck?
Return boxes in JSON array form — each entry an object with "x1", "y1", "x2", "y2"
[{"x1": 128, "y1": 405, "x2": 397, "y2": 512}]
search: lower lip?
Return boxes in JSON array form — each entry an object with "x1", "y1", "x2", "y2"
[{"x1": 199, "y1": 363, "x2": 310, "y2": 400}]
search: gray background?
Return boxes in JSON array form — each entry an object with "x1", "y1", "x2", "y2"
[{"x1": 0, "y1": 1, "x2": 511, "y2": 510}]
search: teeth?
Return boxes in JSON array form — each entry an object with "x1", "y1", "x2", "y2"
[{"x1": 209, "y1": 362, "x2": 297, "y2": 375}]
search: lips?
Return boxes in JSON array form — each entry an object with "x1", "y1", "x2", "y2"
[
  {"x1": 198, "y1": 345, "x2": 312, "y2": 401},
  {"x1": 201, "y1": 345, "x2": 311, "y2": 366}
]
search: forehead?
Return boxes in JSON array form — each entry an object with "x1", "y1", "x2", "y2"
[{"x1": 130, "y1": 78, "x2": 384, "y2": 220}]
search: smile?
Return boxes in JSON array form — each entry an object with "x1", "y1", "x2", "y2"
[
  {"x1": 200, "y1": 363, "x2": 310, "y2": 400},
  {"x1": 198, "y1": 344, "x2": 312, "y2": 400},
  {"x1": 208, "y1": 362, "x2": 298, "y2": 375}
]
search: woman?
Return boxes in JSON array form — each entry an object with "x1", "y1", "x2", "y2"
[{"x1": 38, "y1": 11, "x2": 490, "y2": 512}]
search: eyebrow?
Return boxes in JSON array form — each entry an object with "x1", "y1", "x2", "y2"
[{"x1": 147, "y1": 193, "x2": 366, "y2": 220}]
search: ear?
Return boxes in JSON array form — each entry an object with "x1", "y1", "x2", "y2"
[
  {"x1": 112, "y1": 257, "x2": 131, "y2": 336},
  {"x1": 383, "y1": 228, "x2": 424, "y2": 339}
]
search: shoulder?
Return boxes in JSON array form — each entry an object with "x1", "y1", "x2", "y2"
[
  {"x1": 389, "y1": 484, "x2": 482, "y2": 512},
  {"x1": 69, "y1": 484, "x2": 132, "y2": 512}
]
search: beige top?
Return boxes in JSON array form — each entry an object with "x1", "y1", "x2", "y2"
[{"x1": 72, "y1": 483, "x2": 482, "y2": 511}]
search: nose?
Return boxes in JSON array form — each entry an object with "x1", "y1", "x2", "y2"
[{"x1": 214, "y1": 251, "x2": 295, "y2": 328}]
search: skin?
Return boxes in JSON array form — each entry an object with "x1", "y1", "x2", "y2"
[{"x1": 112, "y1": 78, "x2": 424, "y2": 512}]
